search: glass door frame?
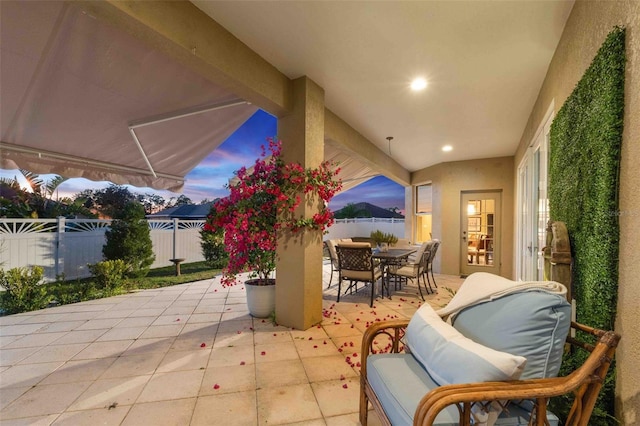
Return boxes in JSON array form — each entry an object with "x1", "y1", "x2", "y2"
[
  {"x1": 460, "y1": 190, "x2": 502, "y2": 277},
  {"x1": 516, "y1": 103, "x2": 554, "y2": 281}
]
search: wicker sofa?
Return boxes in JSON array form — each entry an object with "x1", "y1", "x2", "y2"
[{"x1": 359, "y1": 273, "x2": 620, "y2": 426}]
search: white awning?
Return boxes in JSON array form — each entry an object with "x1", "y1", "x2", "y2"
[{"x1": 1, "y1": 1, "x2": 257, "y2": 192}]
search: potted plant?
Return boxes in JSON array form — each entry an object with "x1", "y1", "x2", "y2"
[
  {"x1": 370, "y1": 230, "x2": 398, "y2": 252},
  {"x1": 203, "y1": 138, "x2": 341, "y2": 318}
]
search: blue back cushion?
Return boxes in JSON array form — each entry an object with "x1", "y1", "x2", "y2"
[{"x1": 452, "y1": 291, "x2": 571, "y2": 380}]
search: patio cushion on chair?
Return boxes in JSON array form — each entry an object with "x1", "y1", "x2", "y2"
[
  {"x1": 367, "y1": 353, "x2": 561, "y2": 426},
  {"x1": 452, "y1": 291, "x2": 571, "y2": 380},
  {"x1": 404, "y1": 304, "x2": 526, "y2": 387},
  {"x1": 366, "y1": 354, "x2": 460, "y2": 426}
]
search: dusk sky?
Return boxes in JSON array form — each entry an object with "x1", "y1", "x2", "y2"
[{"x1": 0, "y1": 110, "x2": 405, "y2": 213}]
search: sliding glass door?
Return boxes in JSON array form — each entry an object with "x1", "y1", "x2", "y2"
[{"x1": 516, "y1": 109, "x2": 552, "y2": 281}]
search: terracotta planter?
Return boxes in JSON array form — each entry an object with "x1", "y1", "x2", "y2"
[{"x1": 245, "y1": 279, "x2": 276, "y2": 318}]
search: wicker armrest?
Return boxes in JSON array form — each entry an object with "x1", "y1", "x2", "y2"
[{"x1": 360, "y1": 319, "x2": 409, "y2": 378}]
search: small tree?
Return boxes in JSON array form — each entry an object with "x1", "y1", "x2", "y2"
[
  {"x1": 94, "y1": 184, "x2": 137, "y2": 219},
  {"x1": 206, "y1": 138, "x2": 341, "y2": 287},
  {"x1": 103, "y1": 202, "x2": 155, "y2": 277}
]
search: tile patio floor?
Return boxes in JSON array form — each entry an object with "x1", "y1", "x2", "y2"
[{"x1": 0, "y1": 263, "x2": 463, "y2": 426}]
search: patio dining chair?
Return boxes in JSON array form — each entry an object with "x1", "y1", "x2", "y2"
[
  {"x1": 324, "y1": 238, "x2": 352, "y2": 288},
  {"x1": 335, "y1": 242, "x2": 383, "y2": 307},
  {"x1": 324, "y1": 240, "x2": 339, "y2": 289},
  {"x1": 424, "y1": 239, "x2": 440, "y2": 291},
  {"x1": 388, "y1": 241, "x2": 433, "y2": 300}
]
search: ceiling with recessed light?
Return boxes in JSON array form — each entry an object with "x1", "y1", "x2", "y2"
[
  {"x1": 192, "y1": 1, "x2": 574, "y2": 174},
  {"x1": 1, "y1": 1, "x2": 575, "y2": 192}
]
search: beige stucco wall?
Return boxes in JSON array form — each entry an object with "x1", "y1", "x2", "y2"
[
  {"x1": 512, "y1": 1, "x2": 640, "y2": 423},
  {"x1": 411, "y1": 156, "x2": 514, "y2": 278}
]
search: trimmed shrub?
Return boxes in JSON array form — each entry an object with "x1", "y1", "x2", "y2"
[
  {"x1": 200, "y1": 228, "x2": 228, "y2": 268},
  {"x1": 88, "y1": 260, "x2": 128, "y2": 295},
  {"x1": 103, "y1": 202, "x2": 155, "y2": 277},
  {"x1": 0, "y1": 266, "x2": 50, "y2": 314}
]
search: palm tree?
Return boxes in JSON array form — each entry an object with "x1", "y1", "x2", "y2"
[{"x1": 18, "y1": 169, "x2": 68, "y2": 214}]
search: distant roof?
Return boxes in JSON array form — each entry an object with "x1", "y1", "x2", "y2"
[
  {"x1": 334, "y1": 202, "x2": 404, "y2": 219},
  {"x1": 149, "y1": 202, "x2": 214, "y2": 219}
]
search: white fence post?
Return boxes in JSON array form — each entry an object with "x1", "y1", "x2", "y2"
[
  {"x1": 55, "y1": 216, "x2": 65, "y2": 278},
  {"x1": 172, "y1": 218, "x2": 178, "y2": 260}
]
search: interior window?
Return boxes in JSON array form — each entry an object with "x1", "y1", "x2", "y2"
[{"x1": 416, "y1": 184, "x2": 432, "y2": 242}]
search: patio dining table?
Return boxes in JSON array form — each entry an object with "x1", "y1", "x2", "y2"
[{"x1": 372, "y1": 248, "x2": 417, "y2": 298}]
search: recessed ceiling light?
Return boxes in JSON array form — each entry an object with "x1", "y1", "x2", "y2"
[
  {"x1": 410, "y1": 78, "x2": 427, "y2": 91},
  {"x1": 442, "y1": 145, "x2": 453, "y2": 152}
]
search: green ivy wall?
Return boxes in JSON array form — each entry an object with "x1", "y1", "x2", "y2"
[{"x1": 548, "y1": 27, "x2": 625, "y2": 424}]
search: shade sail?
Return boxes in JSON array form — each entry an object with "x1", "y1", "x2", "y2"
[{"x1": 1, "y1": 1, "x2": 257, "y2": 191}]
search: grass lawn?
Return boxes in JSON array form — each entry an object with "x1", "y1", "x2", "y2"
[
  {"x1": 43, "y1": 261, "x2": 221, "y2": 307},
  {"x1": 129, "y1": 261, "x2": 221, "y2": 289}
]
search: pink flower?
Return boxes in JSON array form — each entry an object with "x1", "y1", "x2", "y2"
[{"x1": 201, "y1": 138, "x2": 341, "y2": 286}]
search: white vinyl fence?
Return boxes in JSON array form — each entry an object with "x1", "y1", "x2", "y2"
[
  {"x1": 0, "y1": 217, "x2": 403, "y2": 282},
  {"x1": 0, "y1": 218, "x2": 205, "y2": 282},
  {"x1": 324, "y1": 217, "x2": 405, "y2": 241}
]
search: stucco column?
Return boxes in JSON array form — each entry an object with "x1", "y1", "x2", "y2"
[{"x1": 276, "y1": 76, "x2": 325, "y2": 330}]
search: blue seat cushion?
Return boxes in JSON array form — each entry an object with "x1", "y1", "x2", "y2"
[
  {"x1": 452, "y1": 291, "x2": 571, "y2": 380},
  {"x1": 367, "y1": 354, "x2": 560, "y2": 426},
  {"x1": 367, "y1": 353, "x2": 459, "y2": 426}
]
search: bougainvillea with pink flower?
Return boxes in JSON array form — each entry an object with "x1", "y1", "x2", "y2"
[{"x1": 203, "y1": 138, "x2": 341, "y2": 287}]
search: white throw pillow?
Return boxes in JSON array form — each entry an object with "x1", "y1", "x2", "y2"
[
  {"x1": 405, "y1": 304, "x2": 527, "y2": 425},
  {"x1": 405, "y1": 303, "x2": 527, "y2": 386}
]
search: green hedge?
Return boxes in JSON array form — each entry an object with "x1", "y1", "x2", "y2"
[{"x1": 548, "y1": 27, "x2": 625, "y2": 424}]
